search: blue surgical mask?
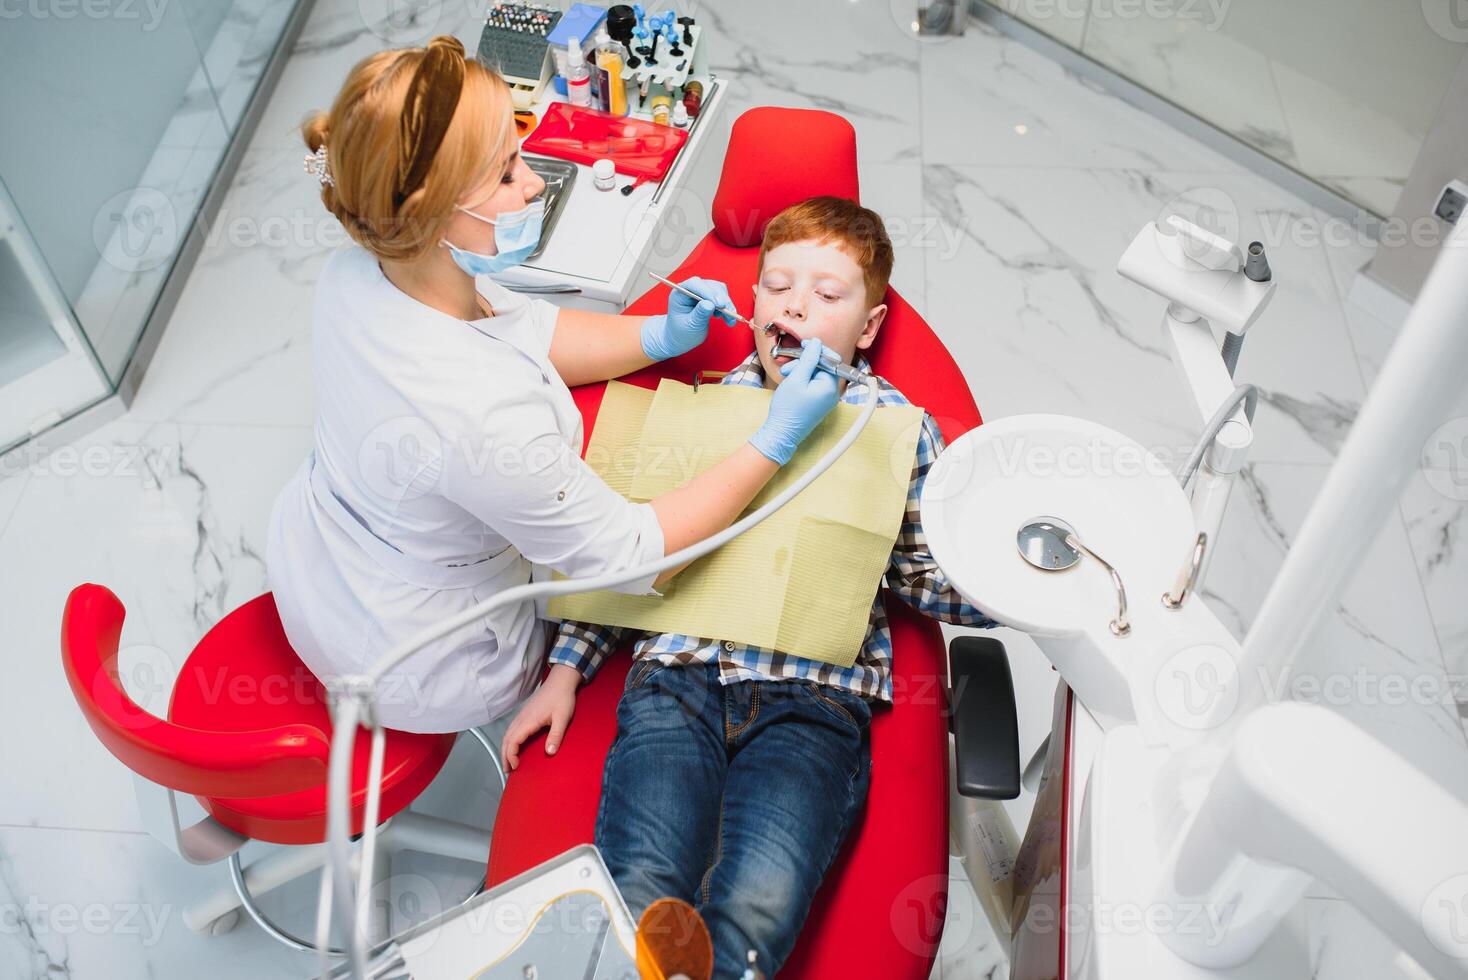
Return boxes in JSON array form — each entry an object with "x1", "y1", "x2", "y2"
[{"x1": 442, "y1": 198, "x2": 545, "y2": 276}]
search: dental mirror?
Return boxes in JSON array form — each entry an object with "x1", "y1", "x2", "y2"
[
  {"x1": 1017, "y1": 517, "x2": 1082, "y2": 571},
  {"x1": 1016, "y1": 516, "x2": 1131, "y2": 635}
]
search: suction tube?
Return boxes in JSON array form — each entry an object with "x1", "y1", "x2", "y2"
[{"x1": 318, "y1": 376, "x2": 885, "y2": 977}]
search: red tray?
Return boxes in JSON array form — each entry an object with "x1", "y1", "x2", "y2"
[{"x1": 522, "y1": 102, "x2": 689, "y2": 185}]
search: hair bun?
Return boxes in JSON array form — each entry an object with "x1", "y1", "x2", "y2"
[
  {"x1": 302, "y1": 110, "x2": 330, "y2": 154},
  {"x1": 425, "y1": 35, "x2": 464, "y2": 57}
]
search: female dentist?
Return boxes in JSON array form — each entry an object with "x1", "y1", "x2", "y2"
[{"x1": 267, "y1": 37, "x2": 838, "y2": 742}]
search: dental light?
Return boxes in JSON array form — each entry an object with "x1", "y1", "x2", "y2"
[{"x1": 316, "y1": 365, "x2": 883, "y2": 979}]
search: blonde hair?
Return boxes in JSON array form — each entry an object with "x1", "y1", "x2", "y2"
[
  {"x1": 302, "y1": 36, "x2": 516, "y2": 261},
  {"x1": 757, "y1": 196, "x2": 894, "y2": 308}
]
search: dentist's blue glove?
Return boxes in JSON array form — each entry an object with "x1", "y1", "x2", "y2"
[
  {"x1": 748, "y1": 338, "x2": 842, "y2": 465},
  {"x1": 640, "y1": 277, "x2": 738, "y2": 362}
]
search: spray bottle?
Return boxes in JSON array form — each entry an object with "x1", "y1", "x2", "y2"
[{"x1": 564, "y1": 36, "x2": 591, "y2": 107}]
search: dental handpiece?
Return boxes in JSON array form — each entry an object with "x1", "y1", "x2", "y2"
[
  {"x1": 770, "y1": 345, "x2": 870, "y2": 384},
  {"x1": 646, "y1": 271, "x2": 776, "y2": 334}
]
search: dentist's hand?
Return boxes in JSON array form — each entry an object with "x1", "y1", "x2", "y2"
[
  {"x1": 748, "y1": 338, "x2": 842, "y2": 465},
  {"x1": 501, "y1": 663, "x2": 582, "y2": 770},
  {"x1": 640, "y1": 277, "x2": 738, "y2": 361}
]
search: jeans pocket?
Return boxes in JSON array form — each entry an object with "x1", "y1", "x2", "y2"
[
  {"x1": 807, "y1": 684, "x2": 871, "y2": 733},
  {"x1": 625, "y1": 658, "x2": 663, "y2": 692}
]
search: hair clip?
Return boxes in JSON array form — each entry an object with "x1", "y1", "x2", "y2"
[{"x1": 304, "y1": 145, "x2": 333, "y2": 187}]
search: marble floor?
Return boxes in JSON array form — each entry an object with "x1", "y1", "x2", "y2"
[{"x1": 3, "y1": 1, "x2": 1467, "y2": 978}]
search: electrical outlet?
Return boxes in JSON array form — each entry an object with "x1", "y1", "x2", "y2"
[{"x1": 1435, "y1": 179, "x2": 1467, "y2": 224}]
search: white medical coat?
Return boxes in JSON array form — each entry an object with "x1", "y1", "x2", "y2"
[{"x1": 267, "y1": 246, "x2": 664, "y2": 732}]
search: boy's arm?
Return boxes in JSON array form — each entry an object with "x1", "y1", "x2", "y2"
[
  {"x1": 885, "y1": 414, "x2": 998, "y2": 627},
  {"x1": 546, "y1": 619, "x2": 633, "y2": 681},
  {"x1": 503, "y1": 619, "x2": 637, "y2": 770}
]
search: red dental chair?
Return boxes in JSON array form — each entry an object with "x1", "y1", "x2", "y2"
[{"x1": 489, "y1": 108, "x2": 1016, "y2": 978}]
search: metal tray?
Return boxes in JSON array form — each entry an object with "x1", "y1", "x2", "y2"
[{"x1": 523, "y1": 154, "x2": 577, "y2": 262}]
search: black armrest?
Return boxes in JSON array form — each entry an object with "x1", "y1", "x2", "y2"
[{"x1": 949, "y1": 636, "x2": 1021, "y2": 800}]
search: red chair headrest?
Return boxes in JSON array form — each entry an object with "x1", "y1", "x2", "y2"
[{"x1": 710, "y1": 107, "x2": 861, "y2": 248}]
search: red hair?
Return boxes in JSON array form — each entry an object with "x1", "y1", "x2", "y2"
[{"x1": 756, "y1": 196, "x2": 894, "y2": 307}]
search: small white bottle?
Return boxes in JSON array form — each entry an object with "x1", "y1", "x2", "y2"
[{"x1": 564, "y1": 37, "x2": 591, "y2": 108}]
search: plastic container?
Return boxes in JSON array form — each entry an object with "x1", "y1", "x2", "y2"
[
  {"x1": 682, "y1": 79, "x2": 703, "y2": 118},
  {"x1": 649, "y1": 94, "x2": 671, "y2": 126},
  {"x1": 592, "y1": 158, "x2": 616, "y2": 190},
  {"x1": 672, "y1": 102, "x2": 689, "y2": 128},
  {"x1": 564, "y1": 37, "x2": 591, "y2": 108},
  {"x1": 592, "y1": 29, "x2": 628, "y2": 116}
]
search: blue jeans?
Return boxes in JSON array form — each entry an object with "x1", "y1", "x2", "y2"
[{"x1": 595, "y1": 661, "x2": 873, "y2": 978}]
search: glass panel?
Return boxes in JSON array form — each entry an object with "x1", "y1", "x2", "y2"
[
  {"x1": 0, "y1": 0, "x2": 302, "y2": 449},
  {"x1": 991, "y1": 0, "x2": 1090, "y2": 47},
  {"x1": 0, "y1": 243, "x2": 67, "y2": 387},
  {"x1": 0, "y1": 176, "x2": 110, "y2": 452},
  {"x1": 980, "y1": 0, "x2": 1463, "y2": 217},
  {"x1": 0, "y1": 5, "x2": 233, "y2": 382}
]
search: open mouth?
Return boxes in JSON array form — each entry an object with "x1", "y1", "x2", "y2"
[{"x1": 768, "y1": 322, "x2": 803, "y2": 366}]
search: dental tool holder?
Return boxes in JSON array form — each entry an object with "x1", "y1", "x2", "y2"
[
  {"x1": 1118, "y1": 216, "x2": 1275, "y2": 337},
  {"x1": 623, "y1": 23, "x2": 707, "y2": 94}
]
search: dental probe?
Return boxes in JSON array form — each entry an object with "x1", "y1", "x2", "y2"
[
  {"x1": 770, "y1": 345, "x2": 870, "y2": 384},
  {"x1": 646, "y1": 271, "x2": 776, "y2": 334}
]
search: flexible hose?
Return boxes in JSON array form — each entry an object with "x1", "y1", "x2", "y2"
[
  {"x1": 1176, "y1": 383, "x2": 1257, "y2": 491},
  {"x1": 319, "y1": 376, "x2": 884, "y2": 974},
  {"x1": 1220, "y1": 331, "x2": 1244, "y2": 377}
]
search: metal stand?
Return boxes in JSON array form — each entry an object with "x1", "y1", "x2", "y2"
[{"x1": 185, "y1": 727, "x2": 507, "y2": 955}]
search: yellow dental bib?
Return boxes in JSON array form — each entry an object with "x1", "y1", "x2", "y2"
[{"x1": 548, "y1": 378, "x2": 923, "y2": 667}]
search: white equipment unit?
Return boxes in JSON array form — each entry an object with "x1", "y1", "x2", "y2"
[{"x1": 922, "y1": 217, "x2": 1468, "y2": 979}]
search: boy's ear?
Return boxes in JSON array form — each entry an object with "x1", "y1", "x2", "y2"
[{"x1": 855, "y1": 303, "x2": 888, "y2": 351}]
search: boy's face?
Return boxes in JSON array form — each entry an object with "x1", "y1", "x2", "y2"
[{"x1": 752, "y1": 239, "x2": 887, "y2": 390}]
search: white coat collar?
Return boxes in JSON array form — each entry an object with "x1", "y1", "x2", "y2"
[{"x1": 347, "y1": 245, "x2": 540, "y2": 357}]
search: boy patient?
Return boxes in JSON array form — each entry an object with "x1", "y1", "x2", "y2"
[{"x1": 503, "y1": 196, "x2": 996, "y2": 977}]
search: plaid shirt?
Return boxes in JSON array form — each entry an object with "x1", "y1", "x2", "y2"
[{"x1": 548, "y1": 352, "x2": 995, "y2": 701}]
